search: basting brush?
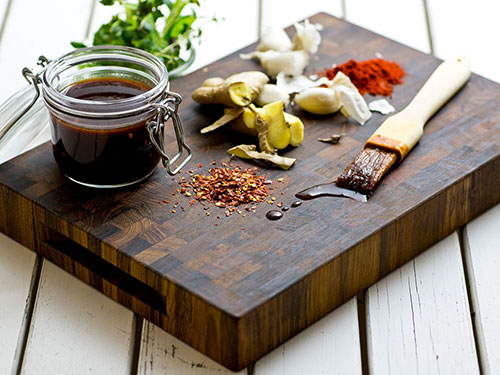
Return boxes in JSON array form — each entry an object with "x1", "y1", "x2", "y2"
[{"x1": 336, "y1": 58, "x2": 471, "y2": 196}]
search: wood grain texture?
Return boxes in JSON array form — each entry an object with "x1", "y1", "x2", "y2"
[
  {"x1": 463, "y1": 204, "x2": 500, "y2": 374},
  {"x1": 366, "y1": 232, "x2": 479, "y2": 374},
  {"x1": 0, "y1": 13, "x2": 499, "y2": 370}
]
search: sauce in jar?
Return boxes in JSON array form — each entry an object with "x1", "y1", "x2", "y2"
[
  {"x1": 42, "y1": 46, "x2": 191, "y2": 188},
  {"x1": 50, "y1": 78, "x2": 160, "y2": 187}
]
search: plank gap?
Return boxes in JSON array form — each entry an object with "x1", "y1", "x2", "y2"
[
  {"x1": 459, "y1": 226, "x2": 486, "y2": 374},
  {"x1": 10, "y1": 256, "x2": 43, "y2": 375},
  {"x1": 129, "y1": 314, "x2": 144, "y2": 375},
  {"x1": 257, "y1": 0, "x2": 262, "y2": 39},
  {"x1": 0, "y1": 0, "x2": 13, "y2": 47},
  {"x1": 85, "y1": 0, "x2": 97, "y2": 40},
  {"x1": 357, "y1": 291, "x2": 369, "y2": 375},
  {"x1": 421, "y1": 0, "x2": 434, "y2": 55}
]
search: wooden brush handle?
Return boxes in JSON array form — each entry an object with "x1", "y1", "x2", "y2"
[{"x1": 365, "y1": 57, "x2": 471, "y2": 160}]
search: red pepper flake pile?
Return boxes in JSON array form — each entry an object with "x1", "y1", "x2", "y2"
[
  {"x1": 163, "y1": 161, "x2": 276, "y2": 218},
  {"x1": 321, "y1": 58, "x2": 405, "y2": 96},
  {"x1": 189, "y1": 166, "x2": 269, "y2": 210}
]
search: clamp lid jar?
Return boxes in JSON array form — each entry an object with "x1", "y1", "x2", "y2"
[{"x1": 41, "y1": 45, "x2": 191, "y2": 188}]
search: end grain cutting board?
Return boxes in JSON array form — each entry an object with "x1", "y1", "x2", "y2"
[{"x1": 1, "y1": 13, "x2": 500, "y2": 371}]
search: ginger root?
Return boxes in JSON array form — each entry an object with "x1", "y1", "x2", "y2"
[
  {"x1": 192, "y1": 71, "x2": 269, "y2": 107},
  {"x1": 229, "y1": 102, "x2": 304, "y2": 152}
]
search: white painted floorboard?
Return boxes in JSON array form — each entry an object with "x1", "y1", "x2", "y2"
[
  {"x1": 254, "y1": 297, "x2": 362, "y2": 375},
  {"x1": 20, "y1": 261, "x2": 135, "y2": 375},
  {"x1": 184, "y1": 0, "x2": 260, "y2": 75},
  {"x1": 366, "y1": 232, "x2": 479, "y2": 374},
  {"x1": 0, "y1": 0, "x2": 93, "y2": 103},
  {"x1": 0, "y1": 234, "x2": 36, "y2": 375},
  {"x1": 428, "y1": 0, "x2": 500, "y2": 83},
  {"x1": 138, "y1": 321, "x2": 247, "y2": 375},
  {"x1": 464, "y1": 204, "x2": 500, "y2": 374},
  {"x1": 345, "y1": 0, "x2": 430, "y2": 53},
  {"x1": 260, "y1": 0, "x2": 342, "y2": 31}
]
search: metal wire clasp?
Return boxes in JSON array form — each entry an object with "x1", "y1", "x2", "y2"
[
  {"x1": 147, "y1": 91, "x2": 192, "y2": 175},
  {"x1": 0, "y1": 56, "x2": 50, "y2": 142}
]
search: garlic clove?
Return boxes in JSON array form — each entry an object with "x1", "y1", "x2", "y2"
[{"x1": 294, "y1": 87, "x2": 341, "y2": 115}]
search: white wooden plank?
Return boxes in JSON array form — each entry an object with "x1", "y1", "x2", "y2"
[
  {"x1": 138, "y1": 321, "x2": 247, "y2": 375},
  {"x1": 0, "y1": 233, "x2": 36, "y2": 374},
  {"x1": 261, "y1": 0, "x2": 343, "y2": 31},
  {"x1": 254, "y1": 297, "x2": 362, "y2": 375},
  {"x1": 0, "y1": 0, "x2": 93, "y2": 103},
  {"x1": 20, "y1": 261, "x2": 135, "y2": 375},
  {"x1": 427, "y1": 0, "x2": 500, "y2": 83},
  {"x1": 366, "y1": 232, "x2": 479, "y2": 374},
  {"x1": 345, "y1": 0, "x2": 430, "y2": 53},
  {"x1": 463, "y1": 203, "x2": 500, "y2": 374},
  {"x1": 0, "y1": 0, "x2": 12, "y2": 38},
  {"x1": 181, "y1": 0, "x2": 259, "y2": 74}
]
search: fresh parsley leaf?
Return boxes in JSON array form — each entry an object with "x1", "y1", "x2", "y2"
[{"x1": 74, "y1": 0, "x2": 207, "y2": 75}]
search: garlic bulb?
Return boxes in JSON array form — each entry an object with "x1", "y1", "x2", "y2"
[
  {"x1": 292, "y1": 19, "x2": 322, "y2": 53},
  {"x1": 255, "y1": 84, "x2": 290, "y2": 106},
  {"x1": 240, "y1": 50, "x2": 309, "y2": 78},
  {"x1": 257, "y1": 27, "x2": 292, "y2": 52}
]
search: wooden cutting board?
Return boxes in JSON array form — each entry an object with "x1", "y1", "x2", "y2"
[{"x1": 1, "y1": 13, "x2": 499, "y2": 371}]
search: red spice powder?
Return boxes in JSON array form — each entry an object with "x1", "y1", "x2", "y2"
[{"x1": 322, "y1": 58, "x2": 405, "y2": 96}]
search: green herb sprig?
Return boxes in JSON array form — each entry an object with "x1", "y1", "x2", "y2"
[{"x1": 72, "y1": 0, "x2": 206, "y2": 73}]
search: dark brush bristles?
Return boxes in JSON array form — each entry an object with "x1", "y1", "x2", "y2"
[{"x1": 336, "y1": 147, "x2": 398, "y2": 194}]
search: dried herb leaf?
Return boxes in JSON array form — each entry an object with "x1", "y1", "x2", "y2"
[
  {"x1": 318, "y1": 133, "x2": 345, "y2": 144},
  {"x1": 227, "y1": 144, "x2": 295, "y2": 170},
  {"x1": 200, "y1": 108, "x2": 244, "y2": 134}
]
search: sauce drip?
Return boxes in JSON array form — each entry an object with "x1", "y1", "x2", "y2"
[
  {"x1": 295, "y1": 182, "x2": 369, "y2": 202},
  {"x1": 290, "y1": 201, "x2": 302, "y2": 208},
  {"x1": 266, "y1": 210, "x2": 283, "y2": 220}
]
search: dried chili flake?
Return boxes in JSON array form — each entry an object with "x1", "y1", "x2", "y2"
[{"x1": 188, "y1": 167, "x2": 269, "y2": 208}]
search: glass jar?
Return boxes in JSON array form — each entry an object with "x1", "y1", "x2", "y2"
[{"x1": 40, "y1": 45, "x2": 191, "y2": 188}]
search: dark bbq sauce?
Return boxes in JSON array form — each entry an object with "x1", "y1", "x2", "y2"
[
  {"x1": 51, "y1": 78, "x2": 160, "y2": 186},
  {"x1": 266, "y1": 210, "x2": 283, "y2": 220},
  {"x1": 295, "y1": 182, "x2": 369, "y2": 202}
]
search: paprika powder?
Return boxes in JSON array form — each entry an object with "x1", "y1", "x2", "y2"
[{"x1": 322, "y1": 58, "x2": 405, "y2": 97}]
